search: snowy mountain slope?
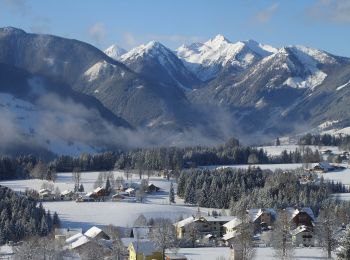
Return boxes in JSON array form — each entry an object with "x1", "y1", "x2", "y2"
[
  {"x1": 176, "y1": 35, "x2": 277, "y2": 81},
  {"x1": 120, "y1": 41, "x2": 200, "y2": 89},
  {"x1": 104, "y1": 44, "x2": 127, "y2": 61}
]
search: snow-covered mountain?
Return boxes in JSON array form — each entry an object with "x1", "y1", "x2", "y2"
[
  {"x1": 176, "y1": 34, "x2": 277, "y2": 81},
  {"x1": 120, "y1": 41, "x2": 199, "y2": 89},
  {"x1": 1, "y1": 27, "x2": 350, "y2": 154},
  {"x1": 104, "y1": 44, "x2": 127, "y2": 60}
]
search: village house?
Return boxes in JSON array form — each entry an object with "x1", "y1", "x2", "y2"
[
  {"x1": 285, "y1": 207, "x2": 315, "y2": 229},
  {"x1": 38, "y1": 188, "x2": 53, "y2": 200},
  {"x1": 128, "y1": 240, "x2": 162, "y2": 260},
  {"x1": 60, "y1": 190, "x2": 74, "y2": 200},
  {"x1": 248, "y1": 208, "x2": 276, "y2": 232},
  {"x1": 222, "y1": 217, "x2": 242, "y2": 243},
  {"x1": 174, "y1": 216, "x2": 235, "y2": 239},
  {"x1": 147, "y1": 183, "x2": 161, "y2": 193},
  {"x1": 290, "y1": 225, "x2": 315, "y2": 247},
  {"x1": 312, "y1": 162, "x2": 334, "y2": 173}
]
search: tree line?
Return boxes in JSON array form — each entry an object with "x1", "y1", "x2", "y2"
[
  {"x1": 177, "y1": 167, "x2": 348, "y2": 216},
  {"x1": 298, "y1": 133, "x2": 350, "y2": 149},
  {"x1": 0, "y1": 137, "x2": 325, "y2": 181},
  {"x1": 0, "y1": 185, "x2": 60, "y2": 244}
]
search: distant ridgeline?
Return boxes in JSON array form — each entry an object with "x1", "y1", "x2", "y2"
[
  {"x1": 0, "y1": 185, "x2": 59, "y2": 244},
  {"x1": 0, "y1": 137, "x2": 325, "y2": 180}
]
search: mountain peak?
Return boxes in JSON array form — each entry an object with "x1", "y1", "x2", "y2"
[
  {"x1": 104, "y1": 44, "x2": 127, "y2": 60},
  {"x1": 210, "y1": 34, "x2": 230, "y2": 44}
]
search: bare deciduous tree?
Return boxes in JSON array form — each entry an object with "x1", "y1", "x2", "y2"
[
  {"x1": 232, "y1": 211, "x2": 255, "y2": 260},
  {"x1": 72, "y1": 167, "x2": 81, "y2": 192},
  {"x1": 150, "y1": 218, "x2": 177, "y2": 259},
  {"x1": 272, "y1": 210, "x2": 294, "y2": 260},
  {"x1": 317, "y1": 204, "x2": 338, "y2": 259}
]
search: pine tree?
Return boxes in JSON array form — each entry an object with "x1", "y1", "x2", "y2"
[
  {"x1": 52, "y1": 212, "x2": 60, "y2": 228},
  {"x1": 169, "y1": 182, "x2": 175, "y2": 204},
  {"x1": 276, "y1": 137, "x2": 281, "y2": 146},
  {"x1": 105, "y1": 177, "x2": 111, "y2": 195},
  {"x1": 78, "y1": 183, "x2": 85, "y2": 192}
]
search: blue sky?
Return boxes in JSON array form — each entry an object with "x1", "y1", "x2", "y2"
[{"x1": 0, "y1": 0, "x2": 349, "y2": 56}]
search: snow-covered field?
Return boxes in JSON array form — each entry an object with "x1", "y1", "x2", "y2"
[
  {"x1": 170, "y1": 247, "x2": 332, "y2": 260},
  {"x1": 0, "y1": 171, "x2": 204, "y2": 229},
  {"x1": 317, "y1": 166, "x2": 350, "y2": 185}
]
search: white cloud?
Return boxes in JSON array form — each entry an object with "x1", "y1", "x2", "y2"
[
  {"x1": 308, "y1": 0, "x2": 350, "y2": 23},
  {"x1": 253, "y1": 3, "x2": 279, "y2": 23},
  {"x1": 88, "y1": 22, "x2": 107, "y2": 46}
]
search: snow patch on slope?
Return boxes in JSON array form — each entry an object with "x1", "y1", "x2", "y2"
[
  {"x1": 336, "y1": 79, "x2": 350, "y2": 91},
  {"x1": 84, "y1": 61, "x2": 118, "y2": 82}
]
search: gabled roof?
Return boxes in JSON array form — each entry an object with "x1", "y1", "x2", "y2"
[
  {"x1": 93, "y1": 187, "x2": 104, "y2": 193},
  {"x1": 223, "y1": 230, "x2": 239, "y2": 241},
  {"x1": 84, "y1": 226, "x2": 105, "y2": 239},
  {"x1": 223, "y1": 217, "x2": 242, "y2": 230},
  {"x1": 285, "y1": 207, "x2": 315, "y2": 222},
  {"x1": 290, "y1": 225, "x2": 313, "y2": 236},
  {"x1": 174, "y1": 217, "x2": 196, "y2": 228},
  {"x1": 248, "y1": 208, "x2": 276, "y2": 222},
  {"x1": 129, "y1": 240, "x2": 158, "y2": 256},
  {"x1": 61, "y1": 190, "x2": 73, "y2": 196},
  {"x1": 71, "y1": 235, "x2": 90, "y2": 249},
  {"x1": 201, "y1": 216, "x2": 236, "y2": 223},
  {"x1": 66, "y1": 232, "x2": 84, "y2": 244}
]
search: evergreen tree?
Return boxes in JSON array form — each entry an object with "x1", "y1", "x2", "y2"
[
  {"x1": 105, "y1": 177, "x2": 111, "y2": 195},
  {"x1": 169, "y1": 182, "x2": 175, "y2": 204},
  {"x1": 78, "y1": 183, "x2": 85, "y2": 192},
  {"x1": 276, "y1": 137, "x2": 281, "y2": 146},
  {"x1": 52, "y1": 212, "x2": 60, "y2": 228}
]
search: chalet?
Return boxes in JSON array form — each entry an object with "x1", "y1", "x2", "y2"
[
  {"x1": 147, "y1": 183, "x2": 161, "y2": 193},
  {"x1": 174, "y1": 216, "x2": 235, "y2": 239},
  {"x1": 93, "y1": 187, "x2": 108, "y2": 197},
  {"x1": 60, "y1": 190, "x2": 74, "y2": 200},
  {"x1": 38, "y1": 189, "x2": 53, "y2": 200},
  {"x1": 290, "y1": 225, "x2": 314, "y2": 247},
  {"x1": 313, "y1": 162, "x2": 334, "y2": 173},
  {"x1": 285, "y1": 207, "x2": 315, "y2": 229},
  {"x1": 128, "y1": 240, "x2": 162, "y2": 260},
  {"x1": 222, "y1": 217, "x2": 242, "y2": 243},
  {"x1": 248, "y1": 208, "x2": 276, "y2": 232}
]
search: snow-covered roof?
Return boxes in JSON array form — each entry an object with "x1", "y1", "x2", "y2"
[
  {"x1": 39, "y1": 188, "x2": 51, "y2": 194},
  {"x1": 285, "y1": 207, "x2": 315, "y2": 221},
  {"x1": 61, "y1": 190, "x2": 73, "y2": 196},
  {"x1": 85, "y1": 192, "x2": 94, "y2": 197},
  {"x1": 223, "y1": 217, "x2": 242, "y2": 229},
  {"x1": 202, "y1": 216, "x2": 236, "y2": 223},
  {"x1": 223, "y1": 230, "x2": 239, "y2": 241},
  {"x1": 93, "y1": 187, "x2": 104, "y2": 193},
  {"x1": 248, "y1": 208, "x2": 276, "y2": 222},
  {"x1": 174, "y1": 217, "x2": 196, "y2": 228},
  {"x1": 290, "y1": 225, "x2": 312, "y2": 236},
  {"x1": 204, "y1": 234, "x2": 214, "y2": 238},
  {"x1": 71, "y1": 235, "x2": 90, "y2": 249},
  {"x1": 318, "y1": 162, "x2": 334, "y2": 170},
  {"x1": 66, "y1": 232, "x2": 84, "y2": 244},
  {"x1": 130, "y1": 240, "x2": 158, "y2": 256},
  {"x1": 84, "y1": 226, "x2": 104, "y2": 239}
]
